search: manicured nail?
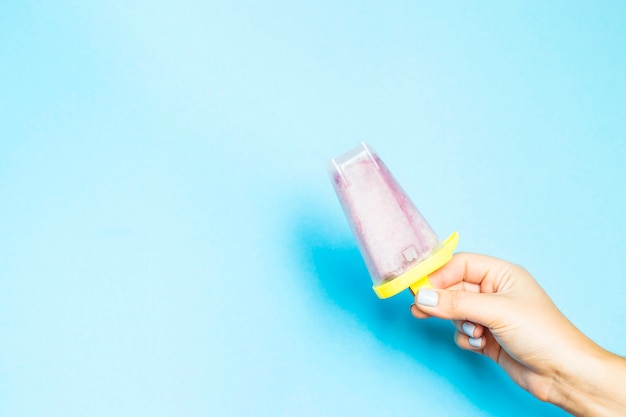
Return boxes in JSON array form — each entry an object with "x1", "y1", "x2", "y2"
[
  {"x1": 462, "y1": 322, "x2": 476, "y2": 337},
  {"x1": 417, "y1": 289, "x2": 439, "y2": 307},
  {"x1": 468, "y1": 337, "x2": 483, "y2": 348}
]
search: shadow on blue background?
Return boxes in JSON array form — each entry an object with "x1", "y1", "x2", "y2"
[{"x1": 293, "y1": 208, "x2": 567, "y2": 417}]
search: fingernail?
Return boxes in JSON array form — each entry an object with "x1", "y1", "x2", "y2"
[
  {"x1": 417, "y1": 289, "x2": 439, "y2": 307},
  {"x1": 462, "y1": 322, "x2": 476, "y2": 337},
  {"x1": 468, "y1": 337, "x2": 483, "y2": 348}
]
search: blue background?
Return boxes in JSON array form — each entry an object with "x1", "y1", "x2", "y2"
[{"x1": 2, "y1": 2, "x2": 625, "y2": 416}]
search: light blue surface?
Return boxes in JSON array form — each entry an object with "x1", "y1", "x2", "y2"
[{"x1": 1, "y1": 2, "x2": 625, "y2": 416}]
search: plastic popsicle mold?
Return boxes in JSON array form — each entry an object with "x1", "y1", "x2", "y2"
[{"x1": 328, "y1": 142, "x2": 459, "y2": 298}]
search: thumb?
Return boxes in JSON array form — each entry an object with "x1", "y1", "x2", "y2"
[{"x1": 415, "y1": 288, "x2": 502, "y2": 327}]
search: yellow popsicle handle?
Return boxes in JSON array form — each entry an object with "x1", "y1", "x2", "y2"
[
  {"x1": 408, "y1": 275, "x2": 434, "y2": 294},
  {"x1": 372, "y1": 232, "x2": 459, "y2": 299}
]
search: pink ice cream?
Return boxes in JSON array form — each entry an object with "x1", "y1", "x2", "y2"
[{"x1": 328, "y1": 143, "x2": 440, "y2": 286}]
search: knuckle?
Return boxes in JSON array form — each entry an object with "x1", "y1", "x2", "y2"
[{"x1": 447, "y1": 291, "x2": 462, "y2": 312}]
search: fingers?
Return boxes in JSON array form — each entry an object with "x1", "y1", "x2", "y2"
[
  {"x1": 453, "y1": 319, "x2": 486, "y2": 351},
  {"x1": 442, "y1": 281, "x2": 482, "y2": 293},
  {"x1": 454, "y1": 329, "x2": 502, "y2": 363},
  {"x1": 410, "y1": 303, "x2": 431, "y2": 319},
  {"x1": 454, "y1": 330, "x2": 485, "y2": 351},
  {"x1": 414, "y1": 287, "x2": 503, "y2": 328},
  {"x1": 427, "y1": 252, "x2": 513, "y2": 292},
  {"x1": 452, "y1": 320, "x2": 484, "y2": 338}
]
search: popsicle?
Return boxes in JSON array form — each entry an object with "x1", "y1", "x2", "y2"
[{"x1": 328, "y1": 142, "x2": 459, "y2": 299}]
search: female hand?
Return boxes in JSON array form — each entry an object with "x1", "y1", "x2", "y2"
[{"x1": 410, "y1": 253, "x2": 626, "y2": 416}]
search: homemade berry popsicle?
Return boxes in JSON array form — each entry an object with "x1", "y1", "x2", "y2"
[{"x1": 328, "y1": 142, "x2": 459, "y2": 299}]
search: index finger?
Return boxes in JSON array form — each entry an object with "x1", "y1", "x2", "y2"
[{"x1": 428, "y1": 252, "x2": 512, "y2": 293}]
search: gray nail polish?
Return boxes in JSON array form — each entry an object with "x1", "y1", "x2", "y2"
[
  {"x1": 462, "y1": 322, "x2": 476, "y2": 337},
  {"x1": 469, "y1": 337, "x2": 483, "y2": 348},
  {"x1": 417, "y1": 289, "x2": 439, "y2": 307}
]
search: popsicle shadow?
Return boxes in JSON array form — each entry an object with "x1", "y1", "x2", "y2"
[{"x1": 294, "y1": 214, "x2": 567, "y2": 417}]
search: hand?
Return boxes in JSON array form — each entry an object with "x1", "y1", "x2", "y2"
[{"x1": 410, "y1": 253, "x2": 626, "y2": 416}]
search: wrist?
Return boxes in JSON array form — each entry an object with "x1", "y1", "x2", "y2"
[{"x1": 549, "y1": 345, "x2": 626, "y2": 416}]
